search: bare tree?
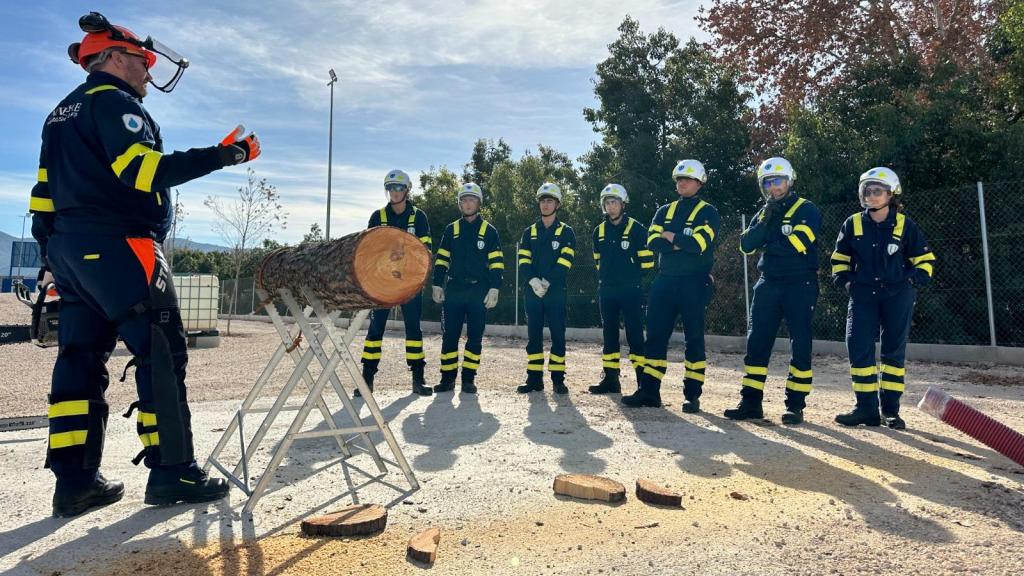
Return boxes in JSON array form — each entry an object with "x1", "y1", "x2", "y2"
[
  {"x1": 165, "y1": 189, "x2": 187, "y2": 271},
  {"x1": 204, "y1": 167, "x2": 287, "y2": 335}
]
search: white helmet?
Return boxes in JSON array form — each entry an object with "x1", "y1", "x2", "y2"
[
  {"x1": 672, "y1": 159, "x2": 707, "y2": 184},
  {"x1": 536, "y1": 182, "x2": 563, "y2": 202},
  {"x1": 757, "y1": 157, "x2": 796, "y2": 198},
  {"x1": 384, "y1": 169, "x2": 412, "y2": 199},
  {"x1": 458, "y1": 182, "x2": 483, "y2": 204},
  {"x1": 859, "y1": 167, "x2": 902, "y2": 207},
  {"x1": 600, "y1": 183, "x2": 628, "y2": 210}
]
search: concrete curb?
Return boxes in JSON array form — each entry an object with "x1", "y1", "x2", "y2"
[{"x1": 220, "y1": 314, "x2": 1024, "y2": 366}]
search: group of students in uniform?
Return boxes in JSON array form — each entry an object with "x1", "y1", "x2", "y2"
[{"x1": 358, "y1": 158, "x2": 935, "y2": 430}]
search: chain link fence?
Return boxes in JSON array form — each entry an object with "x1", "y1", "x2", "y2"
[{"x1": 220, "y1": 179, "x2": 1024, "y2": 348}]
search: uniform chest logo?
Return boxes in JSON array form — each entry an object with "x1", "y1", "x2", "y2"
[
  {"x1": 887, "y1": 243, "x2": 900, "y2": 256},
  {"x1": 682, "y1": 227, "x2": 694, "y2": 236},
  {"x1": 781, "y1": 224, "x2": 793, "y2": 236},
  {"x1": 551, "y1": 241, "x2": 560, "y2": 250},
  {"x1": 477, "y1": 240, "x2": 485, "y2": 250},
  {"x1": 407, "y1": 226, "x2": 415, "y2": 234},
  {"x1": 620, "y1": 240, "x2": 630, "y2": 250},
  {"x1": 122, "y1": 114, "x2": 143, "y2": 133}
]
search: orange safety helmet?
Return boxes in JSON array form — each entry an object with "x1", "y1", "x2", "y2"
[{"x1": 68, "y1": 24, "x2": 157, "y2": 71}]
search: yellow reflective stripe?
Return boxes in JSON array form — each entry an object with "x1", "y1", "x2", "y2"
[
  {"x1": 548, "y1": 365, "x2": 566, "y2": 372},
  {"x1": 441, "y1": 364, "x2": 459, "y2": 371},
  {"x1": 792, "y1": 224, "x2": 815, "y2": 243},
  {"x1": 530, "y1": 224, "x2": 537, "y2": 239},
  {"x1": 83, "y1": 254, "x2": 100, "y2": 260},
  {"x1": 789, "y1": 366, "x2": 813, "y2": 378},
  {"x1": 462, "y1": 361, "x2": 480, "y2": 370},
  {"x1": 597, "y1": 221, "x2": 605, "y2": 241},
  {"x1": 628, "y1": 354, "x2": 645, "y2": 366},
  {"x1": 379, "y1": 208, "x2": 388, "y2": 225},
  {"x1": 361, "y1": 352, "x2": 382, "y2": 360},
  {"x1": 649, "y1": 224, "x2": 664, "y2": 234},
  {"x1": 894, "y1": 213, "x2": 906, "y2": 238},
  {"x1": 850, "y1": 366, "x2": 877, "y2": 376},
  {"x1": 646, "y1": 359, "x2": 668, "y2": 368},
  {"x1": 436, "y1": 260, "x2": 450, "y2": 268},
  {"x1": 684, "y1": 370, "x2": 705, "y2": 381},
  {"x1": 406, "y1": 352, "x2": 426, "y2": 360},
  {"x1": 853, "y1": 382, "x2": 879, "y2": 392},
  {"x1": 831, "y1": 251, "x2": 852, "y2": 263},
  {"x1": 637, "y1": 249, "x2": 653, "y2": 257},
  {"x1": 453, "y1": 220, "x2": 460, "y2": 237},
  {"x1": 30, "y1": 197, "x2": 55, "y2": 212},
  {"x1": 556, "y1": 257, "x2": 572, "y2": 268},
  {"x1": 527, "y1": 352, "x2": 545, "y2": 361},
  {"x1": 593, "y1": 252, "x2": 601, "y2": 260},
  {"x1": 741, "y1": 378, "x2": 765, "y2": 390},
  {"x1": 692, "y1": 234, "x2": 707, "y2": 253},
  {"x1": 489, "y1": 262, "x2": 505, "y2": 269},
  {"x1": 561, "y1": 246, "x2": 575, "y2": 256},
  {"x1": 111, "y1": 142, "x2": 152, "y2": 177},
  {"x1": 744, "y1": 365, "x2": 768, "y2": 375},
  {"x1": 783, "y1": 197, "x2": 806, "y2": 219},
  {"x1": 50, "y1": 430, "x2": 88, "y2": 449},
  {"x1": 787, "y1": 233, "x2": 808, "y2": 254},
  {"x1": 48, "y1": 400, "x2": 89, "y2": 419},
  {"x1": 479, "y1": 220, "x2": 489, "y2": 238},
  {"x1": 548, "y1": 354, "x2": 565, "y2": 363},
  {"x1": 879, "y1": 380, "x2": 905, "y2": 392},
  {"x1": 602, "y1": 353, "x2": 618, "y2": 360},
  {"x1": 684, "y1": 360, "x2": 706, "y2": 369},
  {"x1": 852, "y1": 213, "x2": 864, "y2": 236},
  {"x1": 463, "y1": 351, "x2": 481, "y2": 361},
  {"x1": 832, "y1": 264, "x2": 852, "y2": 274},
  {"x1": 641, "y1": 262, "x2": 654, "y2": 269},
  {"x1": 437, "y1": 248, "x2": 451, "y2": 257},
  {"x1": 685, "y1": 200, "x2": 707, "y2": 224},
  {"x1": 624, "y1": 218, "x2": 635, "y2": 236},
  {"x1": 644, "y1": 366, "x2": 666, "y2": 379},
  {"x1": 518, "y1": 249, "x2": 532, "y2": 257},
  {"x1": 603, "y1": 360, "x2": 620, "y2": 369},
  {"x1": 785, "y1": 381, "x2": 813, "y2": 393},
  {"x1": 135, "y1": 149, "x2": 162, "y2": 192},
  {"x1": 518, "y1": 259, "x2": 532, "y2": 265},
  {"x1": 37, "y1": 168, "x2": 48, "y2": 183},
  {"x1": 665, "y1": 201, "x2": 679, "y2": 222},
  {"x1": 138, "y1": 411, "x2": 157, "y2": 427},
  {"x1": 555, "y1": 223, "x2": 565, "y2": 237},
  {"x1": 693, "y1": 225, "x2": 715, "y2": 241},
  {"x1": 405, "y1": 340, "x2": 423, "y2": 347},
  {"x1": 916, "y1": 263, "x2": 933, "y2": 276},
  {"x1": 85, "y1": 84, "x2": 118, "y2": 94},
  {"x1": 488, "y1": 250, "x2": 503, "y2": 259},
  {"x1": 909, "y1": 252, "x2": 936, "y2": 265},
  {"x1": 419, "y1": 236, "x2": 432, "y2": 244},
  {"x1": 440, "y1": 351, "x2": 459, "y2": 360},
  {"x1": 880, "y1": 364, "x2": 905, "y2": 376},
  {"x1": 364, "y1": 340, "x2": 382, "y2": 347},
  {"x1": 139, "y1": 431, "x2": 160, "y2": 447}
]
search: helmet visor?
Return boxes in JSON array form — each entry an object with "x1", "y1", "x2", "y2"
[{"x1": 142, "y1": 37, "x2": 189, "y2": 92}]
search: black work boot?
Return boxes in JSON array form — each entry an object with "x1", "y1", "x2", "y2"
[
  {"x1": 682, "y1": 381, "x2": 702, "y2": 413},
  {"x1": 835, "y1": 392, "x2": 881, "y2": 427},
  {"x1": 724, "y1": 399, "x2": 764, "y2": 420},
  {"x1": 882, "y1": 411, "x2": 906, "y2": 430},
  {"x1": 411, "y1": 365, "x2": 433, "y2": 396},
  {"x1": 635, "y1": 366, "x2": 645, "y2": 386},
  {"x1": 621, "y1": 375, "x2": 662, "y2": 408},
  {"x1": 145, "y1": 461, "x2": 229, "y2": 506},
  {"x1": 461, "y1": 371, "x2": 477, "y2": 394},
  {"x1": 53, "y1": 471, "x2": 125, "y2": 518},
  {"x1": 516, "y1": 372, "x2": 544, "y2": 394},
  {"x1": 781, "y1": 410, "x2": 804, "y2": 425},
  {"x1": 880, "y1": 390, "x2": 904, "y2": 429},
  {"x1": 552, "y1": 374, "x2": 569, "y2": 395},
  {"x1": 434, "y1": 372, "x2": 457, "y2": 393},
  {"x1": 355, "y1": 364, "x2": 376, "y2": 398},
  {"x1": 682, "y1": 398, "x2": 701, "y2": 414},
  {"x1": 588, "y1": 369, "x2": 621, "y2": 394}
]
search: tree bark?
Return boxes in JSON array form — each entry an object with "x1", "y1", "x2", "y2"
[{"x1": 257, "y1": 227, "x2": 431, "y2": 311}]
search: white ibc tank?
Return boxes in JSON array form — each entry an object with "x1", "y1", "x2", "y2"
[{"x1": 173, "y1": 274, "x2": 220, "y2": 333}]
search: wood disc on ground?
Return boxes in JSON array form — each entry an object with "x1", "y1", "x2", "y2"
[
  {"x1": 635, "y1": 478, "x2": 683, "y2": 507},
  {"x1": 407, "y1": 527, "x2": 441, "y2": 564},
  {"x1": 552, "y1": 474, "x2": 626, "y2": 502},
  {"x1": 257, "y1": 226, "x2": 431, "y2": 311},
  {"x1": 300, "y1": 503, "x2": 388, "y2": 537}
]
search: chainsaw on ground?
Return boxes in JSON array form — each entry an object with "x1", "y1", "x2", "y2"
[{"x1": 0, "y1": 273, "x2": 59, "y2": 347}]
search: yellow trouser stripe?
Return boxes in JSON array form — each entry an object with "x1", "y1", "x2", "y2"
[
  {"x1": 364, "y1": 340, "x2": 382, "y2": 347},
  {"x1": 463, "y1": 351, "x2": 481, "y2": 361},
  {"x1": 684, "y1": 370, "x2": 705, "y2": 381},
  {"x1": 38, "y1": 168, "x2": 48, "y2": 182},
  {"x1": 139, "y1": 431, "x2": 160, "y2": 447},
  {"x1": 789, "y1": 366, "x2": 813, "y2": 378},
  {"x1": 741, "y1": 377, "x2": 765, "y2": 390},
  {"x1": 30, "y1": 197, "x2": 55, "y2": 212},
  {"x1": 50, "y1": 430, "x2": 88, "y2": 449},
  {"x1": 880, "y1": 364, "x2": 905, "y2": 376},
  {"x1": 406, "y1": 340, "x2": 423, "y2": 347},
  {"x1": 685, "y1": 360, "x2": 706, "y2": 370},
  {"x1": 549, "y1": 355, "x2": 565, "y2": 363},
  {"x1": 744, "y1": 365, "x2": 768, "y2": 376},
  {"x1": 852, "y1": 382, "x2": 879, "y2": 392},
  {"x1": 361, "y1": 352, "x2": 382, "y2": 360},
  {"x1": 603, "y1": 361, "x2": 619, "y2": 369},
  {"x1": 138, "y1": 411, "x2": 157, "y2": 427},
  {"x1": 406, "y1": 352, "x2": 425, "y2": 360},
  {"x1": 49, "y1": 400, "x2": 89, "y2": 418},
  {"x1": 462, "y1": 361, "x2": 480, "y2": 370},
  {"x1": 527, "y1": 353, "x2": 545, "y2": 361},
  {"x1": 879, "y1": 380, "x2": 905, "y2": 392},
  {"x1": 850, "y1": 366, "x2": 877, "y2": 376},
  {"x1": 440, "y1": 351, "x2": 459, "y2": 360},
  {"x1": 785, "y1": 381, "x2": 813, "y2": 393}
]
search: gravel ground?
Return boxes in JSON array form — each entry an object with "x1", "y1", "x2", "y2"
[{"x1": 1, "y1": 293, "x2": 1023, "y2": 576}]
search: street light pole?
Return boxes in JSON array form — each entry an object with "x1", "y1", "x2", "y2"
[{"x1": 326, "y1": 68, "x2": 338, "y2": 241}]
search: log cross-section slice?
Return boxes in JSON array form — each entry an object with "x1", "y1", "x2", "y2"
[
  {"x1": 552, "y1": 474, "x2": 626, "y2": 502},
  {"x1": 257, "y1": 226, "x2": 431, "y2": 311},
  {"x1": 635, "y1": 478, "x2": 683, "y2": 507},
  {"x1": 407, "y1": 527, "x2": 441, "y2": 564},
  {"x1": 300, "y1": 503, "x2": 388, "y2": 537}
]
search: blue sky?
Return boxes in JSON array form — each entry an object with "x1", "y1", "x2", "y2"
[{"x1": 0, "y1": 1, "x2": 704, "y2": 245}]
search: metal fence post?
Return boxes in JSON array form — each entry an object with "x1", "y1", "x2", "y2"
[
  {"x1": 741, "y1": 214, "x2": 751, "y2": 325},
  {"x1": 977, "y1": 182, "x2": 997, "y2": 347},
  {"x1": 249, "y1": 278, "x2": 257, "y2": 315}
]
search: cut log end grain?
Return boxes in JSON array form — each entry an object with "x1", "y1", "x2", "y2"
[
  {"x1": 353, "y1": 227, "x2": 432, "y2": 305},
  {"x1": 552, "y1": 474, "x2": 626, "y2": 503},
  {"x1": 407, "y1": 527, "x2": 441, "y2": 564},
  {"x1": 300, "y1": 503, "x2": 388, "y2": 537},
  {"x1": 635, "y1": 478, "x2": 682, "y2": 507}
]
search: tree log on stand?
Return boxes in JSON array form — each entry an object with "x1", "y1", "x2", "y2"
[{"x1": 257, "y1": 227, "x2": 431, "y2": 311}]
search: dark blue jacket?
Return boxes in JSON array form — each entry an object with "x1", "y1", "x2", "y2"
[
  {"x1": 432, "y1": 217, "x2": 503, "y2": 289},
  {"x1": 741, "y1": 194, "x2": 821, "y2": 280},
  {"x1": 830, "y1": 208, "x2": 936, "y2": 291},
  {"x1": 592, "y1": 216, "x2": 655, "y2": 287},
  {"x1": 647, "y1": 195, "x2": 720, "y2": 277},
  {"x1": 518, "y1": 218, "x2": 576, "y2": 290},
  {"x1": 30, "y1": 72, "x2": 225, "y2": 257}
]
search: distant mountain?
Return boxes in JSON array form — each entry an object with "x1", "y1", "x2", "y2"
[{"x1": 1, "y1": 231, "x2": 229, "y2": 277}]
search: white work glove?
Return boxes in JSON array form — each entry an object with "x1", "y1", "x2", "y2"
[
  {"x1": 540, "y1": 278, "x2": 550, "y2": 291},
  {"x1": 483, "y1": 288, "x2": 499, "y2": 309},
  {"x1": 528, "y1": 277, "x2": 547, "y2": 298},
  {"x1": 432, "y1": 285, "x2": 445, "y2": 304}
]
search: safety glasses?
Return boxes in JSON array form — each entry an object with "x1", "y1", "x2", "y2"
[
  {"x1": 761, "y1": 176, "x2": 788, "y2": 189},
  {"x1": 862, "y1": 185, "x2": 890, "y2": 197},
  {"x1": 385, "y1": 184, "x2": 409, "y2": 193}
]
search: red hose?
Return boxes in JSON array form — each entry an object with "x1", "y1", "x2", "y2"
[{"x1": 919, "y1": 386, "x2": 1024, "y2": 467}]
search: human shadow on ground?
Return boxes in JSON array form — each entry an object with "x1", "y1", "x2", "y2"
[
  {"x1": 401, "y1": 390, "x2": 500, "y2": 472},
  {"x1": 524, "y1": 390, "x2": 613, "y2": 474},
  {"x1": 612, "y1": 402, "x2": 955, "y2": 543}
]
